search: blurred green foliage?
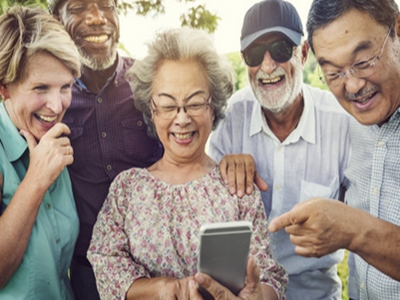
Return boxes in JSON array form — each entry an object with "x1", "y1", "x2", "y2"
[{"x1": 0, "y1": 0, "x2": 219, "y2": 33}]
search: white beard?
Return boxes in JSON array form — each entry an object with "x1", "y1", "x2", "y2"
[
  {"x1": 250, "y1": 52, "x2": 303, "y2": 114},
  {"x1": 79, "y1": 46, "x2": 118, "y2": 71}
]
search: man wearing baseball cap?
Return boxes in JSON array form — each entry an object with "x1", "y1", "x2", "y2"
[{"x1": 209, "y1": 0, "x2": 352, "y2": 298}]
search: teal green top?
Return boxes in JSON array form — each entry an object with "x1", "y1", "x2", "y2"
[{"x1": 0, "y1": 102, "x2": 79, "y2": 299}]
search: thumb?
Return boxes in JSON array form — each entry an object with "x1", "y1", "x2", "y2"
[
  {"x1": 255, "y1": 172, "x2": 268, "y2": 192},
  {"x1": 20, "y1": 129, "x2": 38, "y2": 152},
  {"x1": 245, "y1": 256, "x2": 260, "y2": 288}
]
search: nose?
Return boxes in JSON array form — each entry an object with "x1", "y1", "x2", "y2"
[
  {"x1": 260, "y1": 50, "x2": 278, "y2": 74},
  {"x1": 46, "y1": 92, "x2": 64, "y2": 114},
  {"x1": 86, "y1": 4, "x2": 107, "y2": 25},
  {"x1": 343, "y1": 73, "x2": 367, "y2": 96},
  {"x1": 174, "y1": 105, "x2": 191, "y2": 125}
]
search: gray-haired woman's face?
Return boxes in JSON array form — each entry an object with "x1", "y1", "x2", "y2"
[{"x1": 150, "y1": 59, "x2": 214, "y2": 163}]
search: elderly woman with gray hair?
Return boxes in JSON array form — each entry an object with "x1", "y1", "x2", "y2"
[{"x1": 87, "y1": 27, "x2": 287, "y2": 300}]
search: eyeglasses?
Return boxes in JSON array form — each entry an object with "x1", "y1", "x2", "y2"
[
  {"x1": 242, "y1": 39, "x2": 294, "y2": 67},
  {"x1": 151, "y1": 95, "x2": 211, "y2": 120},
  {"x1": 319, "y1": 26, "x2": 392, "y2": 87}
]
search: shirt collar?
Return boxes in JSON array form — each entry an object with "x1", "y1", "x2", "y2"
[
  {"x1": 249, "y1": 84, "x2": 316, "y2": 145},
  {"x1": 75, "y1": 53, "x2": 127, "y2": 90},
  {"x1": 0, "y1": 101, "x2": 28, "y2": 162}
]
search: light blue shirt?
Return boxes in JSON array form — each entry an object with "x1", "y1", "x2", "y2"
[
  {"x1": 208, "y1": 85, "x2": 351, "y2": 300},
  {"x1": 345, "y1": 109, "x2": 400, "y2": 300},
  {"x1": 0, "y1": 102, "x2": 79, "y2": 299}
]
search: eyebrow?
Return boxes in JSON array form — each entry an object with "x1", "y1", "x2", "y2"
[
  {"x1": 156, "y1": 90, "x2": 207, "y2": 102},
  {"x1": 317, "y1": 40, "x2": 374, "y2": 68}
]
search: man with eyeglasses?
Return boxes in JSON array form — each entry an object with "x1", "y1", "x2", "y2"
[
  {"x1": 270, "y1": 0, "x2": 400, "y2": 299},
  {"x1": 208, "y1": 0, "x2": 352, "y2": 299}
]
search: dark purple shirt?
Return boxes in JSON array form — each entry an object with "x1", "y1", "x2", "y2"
[{"x1": 63, "y1": 55, "x2": 163, "y2": 257}]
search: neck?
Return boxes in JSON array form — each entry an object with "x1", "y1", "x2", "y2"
[
  {"x1": 263, "y1": 94, "x2": 304, "y2": 142},
  {"x1": 80, "y1": 59, "x2": 118, "y2": 94},
  {"x1": 148, "y1": 153, "x2": 216, "y2": 185}
]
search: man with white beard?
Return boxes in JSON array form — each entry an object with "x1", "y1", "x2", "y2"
[{"x1": 208, "y1": 0, "x2": 352, "y2": 299}]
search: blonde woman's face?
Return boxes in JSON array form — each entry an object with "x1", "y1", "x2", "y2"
[{"x1": 3, "y1": 52, "x2": 75, "y2": 141}]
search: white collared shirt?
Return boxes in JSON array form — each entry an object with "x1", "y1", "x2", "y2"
[{"x1": 208, "y1": 84, "x2": 352, "y2": 299}]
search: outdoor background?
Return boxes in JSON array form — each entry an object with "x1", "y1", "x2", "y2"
[
  {"x1": 2, "y1": 0, "x2": 397, "y2": 298},
  {"x1": 117, "y1": 1, "x2": 346, "y2": 298}
]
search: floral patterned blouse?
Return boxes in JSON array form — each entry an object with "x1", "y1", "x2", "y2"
[{"x1": 87, "y1": 166, "x2": 287, "y2": 299}]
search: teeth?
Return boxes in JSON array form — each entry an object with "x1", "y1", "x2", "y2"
[
  {"x1": 356, "y1": 95, "x2": 372, "y2": 104},
  {"x1": 174, "y1": 133, "x2": 193, "y2": 139},
  {"x1": 37, "y1": 115, "x2": 57, "y2": 123},
  {"x1": 84, "y1": 35, "x2": 108, "y2": 43},
  {"x1": 261, "y1": 76, "x2": 282, "y2": 84}
]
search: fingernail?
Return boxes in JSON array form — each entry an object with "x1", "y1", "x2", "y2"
[
  {"x1": 229, "y1": 187, "x2": 236, "y2": 194},
  {"x1": 269, "y1": 223, "x2": 275, "y2": 232},
  {"x1": 196, "y1": 273, "x2": 204, "y2": 284}
]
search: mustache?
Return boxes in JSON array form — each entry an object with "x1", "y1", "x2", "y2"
[
  {"x1": 346, "y1": 86, "x2": 377, "y2": 100},
  {"x1": 256, "y1": 67, "x2": 286, "y2": 80}
]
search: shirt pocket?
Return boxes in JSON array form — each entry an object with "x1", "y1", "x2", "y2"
[
  {"x1": 67, "y1": 126, "x2": 89, "y2": 169},
  {"x1": 299, "y1": 176, "x2": 339, "y2": 203}
]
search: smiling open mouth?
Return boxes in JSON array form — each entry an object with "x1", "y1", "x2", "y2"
[
  {"x1": 84, "y1": 35, "x2": 108, "y2": 43},
  {"x1": 259, "y1": 75, "x2": 284, "y2": 86},
  {"x1": 352, "y1": 92, "x2": 377, "y2": 104},
  {"x1": 173, "y1": 132, "x2": 195, "y2": 139},
  {"x1": 35, "y1": 114, "x2": 57, "y2": 123}
]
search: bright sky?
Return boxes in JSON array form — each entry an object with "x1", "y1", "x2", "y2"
[{"x1": 119, "y1": 0, "x2": 400, "y2": 58}]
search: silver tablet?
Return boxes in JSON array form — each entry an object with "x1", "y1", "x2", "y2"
[{"x1": 197, "y1": 221, "x2": 252, "y2": 298}]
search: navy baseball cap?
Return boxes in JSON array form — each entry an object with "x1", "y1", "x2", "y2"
[{"x1": 241, "y1": 0, "x2": 304, "y2": 51}]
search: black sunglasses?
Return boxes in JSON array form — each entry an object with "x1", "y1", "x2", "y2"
[{"x1": 242, "y1": 39, "x2": 294, "y2": 67}]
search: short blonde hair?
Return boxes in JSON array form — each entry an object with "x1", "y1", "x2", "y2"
[{"x1": 0, "y1": 5, "x2": 81, "y2": 91}]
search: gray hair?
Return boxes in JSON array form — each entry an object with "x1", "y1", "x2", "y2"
[
  {"x1": 307, "y1": 0, "x2": 399, "y2": 53},
  {"x1": 0, "y1": 5, "x2": 81, "y2": 93},
  {"x1": 126, "y1": 27, "x2": 236, "y2": 139}
]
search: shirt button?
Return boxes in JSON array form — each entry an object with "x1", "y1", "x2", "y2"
[
  {"x1": 372, "y1": 188, "x2": 379, "y2": 195},
  {"x1": 107, "y1": 165, "x2": 112, "y2": 171},
  {"x1": 55, "y1": 238, "x2": 60, "y2": 244},
  {"x1": 45, "y1": 203, "x2": 51, "y2": 209},
  {"x1": 137, "y1": 120, "x2": 143, "y2": 127},
  {"x1": 275, "y1": 185, "x2": 281, "y2": 191},
  {"x1": 277, "y1": 146, "x2": 283, "y2": 151},
  {"x1": 378, "y1": 141, "x2": 385, "y2": 147},
  {"x1": 102, "y1": 132, "x2": 107, "y2": 138},
  {"x1": 97, "y1": 98, "x2": 103, "y2": 103}
]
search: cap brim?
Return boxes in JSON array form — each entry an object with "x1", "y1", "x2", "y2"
[{"x1": 241, "y1": 27, "x2": 302, "y2": 51}]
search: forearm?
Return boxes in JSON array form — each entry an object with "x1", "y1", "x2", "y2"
[
  {"x1": 126, "y1": 277, "x2": 175, "y2": 300},
  {"x1": 349, "y1": 210, "x2": 400, "y2": 281},
  {"x1": 0, "y1": 175, "x2": 46, "y2": 287},
  {"x1": 261, "y1": 284, "x2": 279, "y2": 300}
]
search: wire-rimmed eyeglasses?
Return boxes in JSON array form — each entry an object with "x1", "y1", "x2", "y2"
[
  {"x1": 319, "y1": 25, "x2": 392, "y2": 87},
  {"x1": 151, "y1": 95, "x2": 212, "y2": 120}
]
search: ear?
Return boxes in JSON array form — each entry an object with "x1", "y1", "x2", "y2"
[
  {"x1": 301, "y1": 41, "x2": 310, "y2": 66},
  {"x1": 0, "y1": 84, "x2": 10, "y2": 100},
  {"x1": 396, "y1": 13, "x2": 400, "y2": 39}
]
